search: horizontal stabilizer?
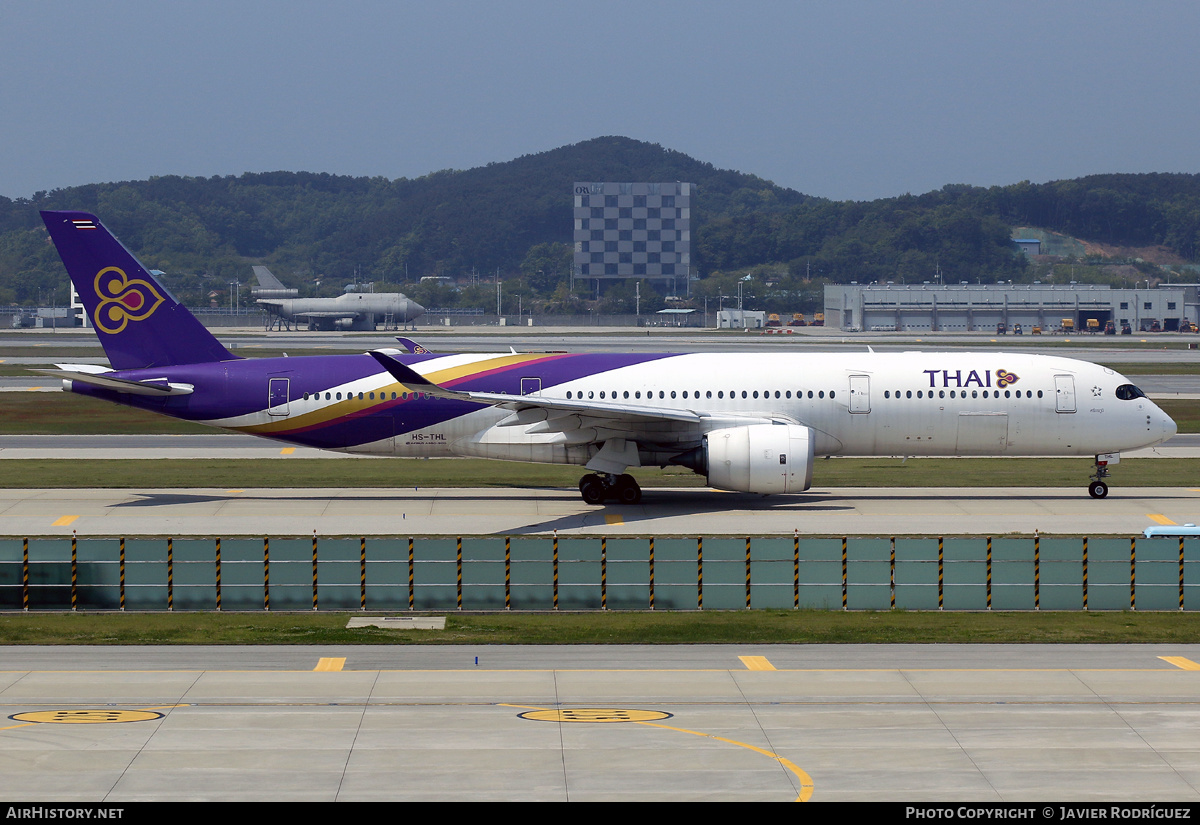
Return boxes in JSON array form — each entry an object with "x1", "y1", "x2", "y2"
[{"x1": 35, "y1": 368, "x2": 194, "y2": 396}]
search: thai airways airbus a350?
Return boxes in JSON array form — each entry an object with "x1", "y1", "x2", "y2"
[{"x1": 40, "y1": 211, "x2": 1176, "y2": 504}]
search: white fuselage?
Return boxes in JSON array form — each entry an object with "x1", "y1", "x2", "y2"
[{"x1": 233, "y1": 351, "x2": 1175, "y2": 465}]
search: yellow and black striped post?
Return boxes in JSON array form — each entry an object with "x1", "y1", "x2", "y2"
[
  {"x1": 745, "y1": 537, "x2": 752, "y2": 609},
  {"x1": 648, "y1": 537, "x2": 655, "y2": 610},
  {"x1": 986, "y1": 537, "x2": 993, "y2": 611},
  {"x1": 552, "y1": 532, "x2": 559, "y2": 611},
  {"x1": 841, "y1": 536, "x2": 848, "y2": 610},
  {"x1": 1180, "y1": 537, "x2": 1186, "y2": 612},
  {"x1": 70, "y1": 531, "x2": 78, "y2": 611},
  {"x1": 1034, "y1": 534, "x2": 1041, "y2": 611},
  {"x1": 1082, "y1": 536, "x2": 1089, "y2": 611},
  {"x1": 1130, "y1": 537, "x2": 1136, "y2": 611},
  {"x1": 504, "y1": 536, "x2": 511, "y2": 611},
  {"x1": 457, "y1": 536, "x2": 464, "y2": 611},
  {"x1": 890, "y1": 536, "x2": 896, "y2": 610},
  {"x1": 793, "y1": 530, "x2": 800, "y2": 610},
  {"x1": 311, "y1": 532, "x2": 319, "y2": 611},
  {"x1": 937, "y1": 536, "x2": 944, "y2": 611},
  {"x1": 119, "y1": 537, "x2": 126, "y2": 612},
  {"x1": 215, "y1": 537, "x2": 222, "y2": 611},
  {"x1": 359, "y1": 537, "x2": 367, "y2": 611},
  {"x1": 696, "y1": 536, "x2": 703, "y2": 610},
  {"x1": 408, "y1": 537, "x2": 415, "y2": 611},
  {"x1": 599, "y1": 537, "x2": 607, "y2": 611},
  {"x1": 263, "y1": 537, "x2": 270, "y2": 611},
  {"x1": 166, "y1": 538, "x2": 174, "y2": 612},
  {"x1": 22, "y1": 537, "x2": 28, "y2": 611}
]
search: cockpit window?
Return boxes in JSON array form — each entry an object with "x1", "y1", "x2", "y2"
[{"x1": 1115, "y1": 384, "x2": 1146, "y2": 400}]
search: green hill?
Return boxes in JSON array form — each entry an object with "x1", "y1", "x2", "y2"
[{"x1": 1, "y1": 137, "x2": 1197, "y2": 310}]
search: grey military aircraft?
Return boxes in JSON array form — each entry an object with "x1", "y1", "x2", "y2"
[{"x1": 252, "y1": 266, "x2": 424, "y2": 331}]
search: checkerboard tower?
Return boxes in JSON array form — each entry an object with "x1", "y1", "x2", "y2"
[{"x1": 573, "y1": 182, "x2": 691, "y2": 285}]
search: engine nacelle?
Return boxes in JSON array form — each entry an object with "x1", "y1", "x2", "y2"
[{"x1": 703, "y1": 424, "x2": 814, "y2": 494}]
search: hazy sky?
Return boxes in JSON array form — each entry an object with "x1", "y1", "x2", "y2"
[{"x1": 2, "y1": 1, "x2": 1197, "y2": 202}]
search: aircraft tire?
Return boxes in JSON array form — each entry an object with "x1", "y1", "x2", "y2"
[
  {"x1": 614, "y1": 475, "x2": 641, "y2": 505},
  {"x1": 1088, "y1": 481, "x2": 1109, "y2": 499},
  {"x1": 580, "y1": 477, "x2": 607, "y2": 505}
]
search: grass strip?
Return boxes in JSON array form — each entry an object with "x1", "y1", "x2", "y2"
[
  {"x1": 4, "y1": 610, "x2": 1200, "y2": 645},
  {"x1": 1, "y1": 456, "x2": 1196, "y2": 489}
]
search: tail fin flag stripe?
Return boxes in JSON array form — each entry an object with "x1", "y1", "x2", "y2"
[{"x1": 41, "y1": 211, "x2": 238, "y2": 370}]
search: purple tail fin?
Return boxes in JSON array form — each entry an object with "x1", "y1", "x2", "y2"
[{"x1": 41, "y1": 211, "x2": 237, "y2": 369}]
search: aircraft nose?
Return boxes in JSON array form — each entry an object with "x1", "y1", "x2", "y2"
[{"x1": 1163, "y1": 408, "x2": 1178, "y2": 439}]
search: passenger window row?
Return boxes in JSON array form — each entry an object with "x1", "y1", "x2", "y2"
[
  {"x1": 884, "y1": 389, "x2": 1044, "y2": 399},
  {"x1": 564, "y1": 389, "x2": 836, "y2": 401}
]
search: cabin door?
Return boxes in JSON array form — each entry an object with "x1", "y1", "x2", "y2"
[
  {"x1": 1054, "y1": 375, "x2": 1076, "y2": 413},
  {"x1": 848, "y1": 375, "x2": 871, "y2": 413},
  {"x1": 268, "y1": 377, "x2": 290, "y2": 416},
  {"x1": 520, "y1": 377, "x2": 542, "y2": 396}
]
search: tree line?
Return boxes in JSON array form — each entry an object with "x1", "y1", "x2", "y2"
[{"x1": 1, "y1": 136, "x2": 1197, "y2": 312}]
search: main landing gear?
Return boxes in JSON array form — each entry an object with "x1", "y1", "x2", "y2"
[
  {"x1": 578, "y1": 473, "x2": 642, "y2": 505},
  {"x1": 1088, "y1": 455, "x2": 1111, "y2": 499}
]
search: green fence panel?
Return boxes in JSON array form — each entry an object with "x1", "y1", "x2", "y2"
[
  {"x1": 797, "y1": 538, "x2": 847, "y2": 609},
  {"x1": 650, "y1": 538, "x2": 699, "y2": 610},
  {"x1": 362, "y1": 538, "x2": 412, "y2": 609},
  {"x1": 698, "y1": 538, "x2": 746, "y2": 611},
  {"x1": 458, "y1": 537, "x2": 508, "y2": 610},
  {"x1": 990, "y1": 538, "x2": 1036, "y2": 610},
  {"x1": 749, "y1": 538, "x2": 802, "y2": 610},
  {"x1": 411, "y1": 538, "x2": 461, "y2": 610},
  {"x1": 893, "y1": 538, "x2": 940, "y2": 610},
  {"x1": 311, "y1": 538, "x2": 365, "y2": 611},
  {"x1": 847, "y1": 538, "x2": 893, "y2": 610},
  {"x1": 556, "y1": 537, "x2": 602, "y2": 610},
  {"x1": 1086, "y1": 538, "x2": 1132, "y2": 611},
  {"x1": 603, "y1": 538, "x2": 651, "y2": 609},
  {"x1": 1038, "y1": 538, "x2": 1084, "y2": 610},
  {"x1": 1130, "y1": 538, "x2": 1174, "y2": 611},
  {"x1": 0, "y1": 540, "x2": 25, "y2": 609}
]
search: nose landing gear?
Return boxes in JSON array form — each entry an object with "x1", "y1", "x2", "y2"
[
  {"x1": 578, "y1": 473, "x2": 642, "y2": 505},
  {"x1": 1088, "y1": 454, "x2": 1114, "y2": 499}
]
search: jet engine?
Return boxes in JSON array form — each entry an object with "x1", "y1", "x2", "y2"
[{"x1": 674, "y1": 424, "x2": 814, "y2": 494}]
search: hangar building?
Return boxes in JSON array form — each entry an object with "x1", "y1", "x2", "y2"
[{"x1": 824, "y1": 283, "x2": 1198, "y2": 333}]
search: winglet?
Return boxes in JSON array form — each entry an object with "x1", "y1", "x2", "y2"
[
  {"x1": 395, "y1": 337, "x2": 431, "y2": 354},
  {"x1": 368, "y1": 350, "x2": 478, "y2": 403}
]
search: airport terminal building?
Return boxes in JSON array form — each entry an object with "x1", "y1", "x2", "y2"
[{"x1": 824, "y1": 282, "x2": 1199, "y2": 333}]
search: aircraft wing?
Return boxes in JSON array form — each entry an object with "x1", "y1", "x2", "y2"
[
  {"x1": 368, "y1": 350, "x2": 784, "y2": 433},
  {"x1": 292, "y1": 310, "x2": 361, "y2": 320}
]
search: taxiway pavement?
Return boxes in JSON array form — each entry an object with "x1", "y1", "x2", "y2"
[
  {"x1": 3, "y1": 643, "x2": 1200, "y2": 801},
  {"x1": 3, "y1": 485, "x2": 1197, "y2": 537}
]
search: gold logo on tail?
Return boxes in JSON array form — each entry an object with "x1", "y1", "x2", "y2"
[{"x1": 93, "y1": 267, "x2": 166, "y2": 334}]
